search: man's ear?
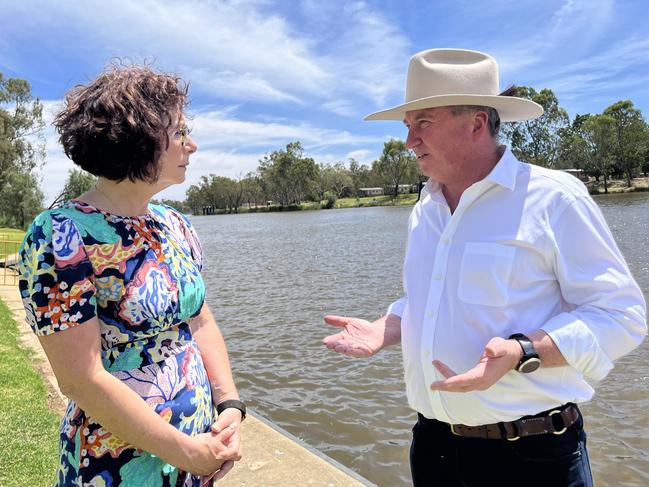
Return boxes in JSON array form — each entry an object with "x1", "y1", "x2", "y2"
[{"x1": 473, "y1": 111, "x2": 488, "y2": 134}]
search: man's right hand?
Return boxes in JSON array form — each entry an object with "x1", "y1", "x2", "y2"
[{"x1": 323, "y1": 314, "x2": 399, "y2": 357}]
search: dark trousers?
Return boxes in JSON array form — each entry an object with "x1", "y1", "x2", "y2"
[{"x1": 410, "y1": 407, "x2": 594, "y2": 487}]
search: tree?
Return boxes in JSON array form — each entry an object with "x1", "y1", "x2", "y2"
[
  {"x1": 314, "y1": 162, "x2": 353, "y2": 201},
  {"x1": 0, "y1": 72, "x2": 45, "y2": 227},
  {"x1": 241, "y1": 172, "x2": 265, "y2": 209},
  {"x1": 556, "y1": 114, "x2": 590, "y2": 171},
  {"x1": 603, "y1": 100, "x2": 647, "y2": 187},
  {"x1": 258, "y1": 142, "x2": 316, "y2": 206},
  {"x1": 502, "y1": 87, "x2": 569, "y2": 168},
  {"x1": 0, "y1": 170, "x2": 44, "y2": 229},
  {"x1": 348, "y1": 158, "x2": 373, "y2": 194},
  {"x1": 373, "y1": 139, "x2": 416, "y2": 198},
  {"x1": 62, "y1": 168, "x2": 97, "y2": 200},
  {"x1": 582, "y1": 114, "x2": 617, "y2": 194}
]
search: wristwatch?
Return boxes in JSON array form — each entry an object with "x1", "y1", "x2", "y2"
[
  {"x1": 508, "y1": 333, "x2": 541, "y2": 373},
  {"x1": 216, "y1": 399, "x2": 247, "y2": 420}
]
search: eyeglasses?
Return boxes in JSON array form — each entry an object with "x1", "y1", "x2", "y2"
[{"x1": 173, "y1": 124, "x2": 192, "y2": 145}]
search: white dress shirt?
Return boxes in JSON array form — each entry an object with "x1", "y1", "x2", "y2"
[{"x1": 389, "y1": 147, "x2": 646, "y2": 426}]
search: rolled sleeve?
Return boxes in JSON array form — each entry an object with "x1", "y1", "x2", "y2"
[
  {"x1": 387, "y1": 296, "x2": 407, "y2": 318},
  {"x1": 543, "y1": 196, "x2": 647, "y2": 380}
]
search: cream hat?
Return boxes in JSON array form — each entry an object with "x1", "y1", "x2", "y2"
[{"x1": 365, "y1": 48, "x2": 543, "y2": 122}]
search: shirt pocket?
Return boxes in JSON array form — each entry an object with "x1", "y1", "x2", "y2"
[{"x1": 458, "y1": 242, "x2": 515, "y2": 307}]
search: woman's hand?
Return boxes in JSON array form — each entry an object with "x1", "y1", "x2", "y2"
[
  {"x1": 200, "y1": 408, "x2": 243, "y2": 484},
  {"x1": 188, "y1": 422, "x2": 241, "y2": 476}
]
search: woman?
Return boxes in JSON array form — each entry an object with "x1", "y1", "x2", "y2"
[{"x1": 18, "y1": 65, "x2": 244, "y2": 486}]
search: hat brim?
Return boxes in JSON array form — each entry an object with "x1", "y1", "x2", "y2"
[{"x1": 364, "y1": 94, "x2": 543, "y2": 122}]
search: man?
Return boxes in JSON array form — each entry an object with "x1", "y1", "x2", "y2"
[{"x1": 323, "y1": 48, "x2": 646, "y2": 487}]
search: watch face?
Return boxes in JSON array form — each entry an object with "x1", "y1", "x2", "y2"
[{"x1": 519, "y1": 357, "x2": 541, "y2": 373}]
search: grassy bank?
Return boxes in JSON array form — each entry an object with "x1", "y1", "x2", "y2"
[
  {"x1": 197, "y1": 193, "x2": 420, "y2": 216},
  {"x1": 0, "y1": 298, "x2": 59, "y2": 486},
  {"x1": 334, "y1": 193, "x2": 419, "y2": 208},
  {"x1": 587, "y1": 176, "x2": 649, "y2": 195}
]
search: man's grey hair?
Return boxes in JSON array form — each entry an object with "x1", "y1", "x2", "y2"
[{"x1": 449, "y1": 105, "x2": 501, "y2": 138}]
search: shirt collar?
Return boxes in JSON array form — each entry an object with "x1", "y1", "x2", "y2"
[
  {"x1": 421, "y1": 146, "x2": 520, "y2": 201},
  {"x1": 483, "y1": 146, "x2": 519, "y2": 191}
]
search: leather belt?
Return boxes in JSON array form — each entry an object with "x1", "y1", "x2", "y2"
[{"x1": 447, "y1": 403, "x2": 580, "y2": 441}]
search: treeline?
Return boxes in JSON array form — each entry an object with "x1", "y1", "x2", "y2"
[
  {"x1": 185, "y1": 140, "x2": 420, "y2": 214},
  {"x1": 2, "y1": 69, "x2": 649, "y2": 228},
  {"x1": 503, "y1": 87, "x2": 649, "y2": 193},
  {"x1": 185, "y1": 87, "x2": 649, "y2": 214}
]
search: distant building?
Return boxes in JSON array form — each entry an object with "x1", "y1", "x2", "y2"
[
  {"x1": 561, "y1": 169, "x2": 590, "y2": 182},
  {"x1": 397, "y1": 184, "x2": 414, "y2": 194},
  {"x1": 358, "y1": 187, "x2": 384, "y2": 196}
]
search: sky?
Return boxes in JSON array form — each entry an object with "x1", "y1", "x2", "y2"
[{"x1": 1, "y1": 0, "x2": 648, "y2": 204}]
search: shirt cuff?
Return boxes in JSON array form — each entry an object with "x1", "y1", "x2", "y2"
[
  {"x1": 542, "y1": 312, "x2": 614, "y2": 381},
  {"x1": 387, "y1": 297, "x2": 407, "y2": 318}
]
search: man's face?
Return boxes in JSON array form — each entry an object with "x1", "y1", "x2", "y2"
[{"x1": 403, "y1": 106, "x2": 475, "y2": 184}]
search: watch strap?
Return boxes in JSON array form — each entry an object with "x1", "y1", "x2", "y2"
[
  {"x1": 216, "y1": 399, "x2": 247, "y2": 420},
  {"x1": 508, "y1": 333, "x2": 541, "y2": 373}
]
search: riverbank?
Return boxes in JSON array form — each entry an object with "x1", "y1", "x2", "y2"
[
  {"x1": 0, "y1": 277, "x2": 373, "y2": 486},
  {"x1": 587, "y1": 176, "x2": 649, "y2": 194},
  {"x1": 198, "y1": 193, "x2": 419, "y2": 216},
  {"x1": 192, "y1": 176, "x2": 649, "y2": 216}
]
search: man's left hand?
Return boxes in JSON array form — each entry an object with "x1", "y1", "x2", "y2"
[{"x1": 430, "y1": 337, "x2": 522, "y2": 392}]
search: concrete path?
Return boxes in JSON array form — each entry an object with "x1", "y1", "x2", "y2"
[{"x1": 0, "y1": 276, "x2": 373, "y2": 486}]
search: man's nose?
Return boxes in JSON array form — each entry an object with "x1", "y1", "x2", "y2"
[{"x1": 405, "y1": 130, "x2": 419, "y2": 149}]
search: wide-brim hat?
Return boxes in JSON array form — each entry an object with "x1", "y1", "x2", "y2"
[{"x1": 365, "y1": 48, "x2": 543, "y2": 122}]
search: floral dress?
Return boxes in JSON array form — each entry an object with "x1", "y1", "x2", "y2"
[{"x1": 18, "y1": 199, "x2": 213, "y2": 487}]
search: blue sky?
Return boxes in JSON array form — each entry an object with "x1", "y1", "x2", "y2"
[{"x1": 1, "y1": 0, "x2": 648, "y2": 203}]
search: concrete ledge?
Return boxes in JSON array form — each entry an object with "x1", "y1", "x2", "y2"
[{"x1": 0, "y1": 279, "x2": 373, "y2": 486}]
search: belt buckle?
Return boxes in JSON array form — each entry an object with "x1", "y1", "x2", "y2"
[
  {"x1": 505, "y1": 422, "x2": 520, "y2": 441},
  {"x1": 549, "y1": 409, "x2": 567, "y2": 435}
]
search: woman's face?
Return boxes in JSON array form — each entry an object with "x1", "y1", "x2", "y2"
[{"x1": 156, "y1": 116, "x2": 198, "y2": 188}]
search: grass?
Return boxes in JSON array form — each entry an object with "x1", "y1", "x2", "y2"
[
  {"x1": 587, "y1": 176, "x2": 649, "y2": 194},
  {"x1": 0, "y1": 299, "x2": 60, "y2": 486},
  {"x1": 334, "y1": 193, "x2": 419, "y2": 208},
  {"x1": 197, "y1": 193, "x2": 421, "y2": 216}
]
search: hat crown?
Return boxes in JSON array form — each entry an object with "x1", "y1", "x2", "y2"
[{"x1": 406, "y1": 49, "x2": 499, "y2": 103}]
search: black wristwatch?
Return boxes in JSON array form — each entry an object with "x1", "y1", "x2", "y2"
[
  {"x1": 508, "y1": 333, "x2": 541, "y2": 373},
  {"x1": 216, "y1": 399, "x2": 247, "y2": 420}
]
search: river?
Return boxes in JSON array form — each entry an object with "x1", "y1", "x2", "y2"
[{"x1": 192, "y1": 191, "x2": 649, "y2": 487}]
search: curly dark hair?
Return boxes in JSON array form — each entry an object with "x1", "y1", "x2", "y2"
[{"x1": 54, "y1": 64, "x2": 189, "y2": 182}]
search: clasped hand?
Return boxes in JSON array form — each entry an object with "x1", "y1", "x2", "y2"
[
  {"x1": 191, "y1": 408, "x2": 243, "y2": 485},
  {"x1": 429, "y1": 337, "x2": 522, "y2": 392}
]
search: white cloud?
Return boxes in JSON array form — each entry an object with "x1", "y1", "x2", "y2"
[
  {"x1": 37, "y1": 101, "x2": 385, "y2": 203},
  {"x1": 191, "y1": 110, "x2": 382, "y2": 150},
  {"x1": 346, "y1": 149, "x2": 374, "y2": 164},
  {"x1": 1, "y1": 0, "x2": 329, "y2": 103}
]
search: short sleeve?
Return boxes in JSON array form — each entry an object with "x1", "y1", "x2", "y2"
[
  {"x1": 169, "y1": 207, "x2": 203, "y2": 271},
  {"x1": 18, "y1": 211, "x2": 97, "y2": 336}
]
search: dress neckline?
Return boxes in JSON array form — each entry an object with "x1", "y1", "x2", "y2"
[{"x1": 70, "y1": 198, "x2": 156, "y2": 221}]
